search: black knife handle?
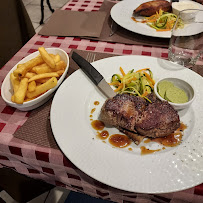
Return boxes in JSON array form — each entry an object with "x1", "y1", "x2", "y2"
[{"x1": 72, "y1": 52, "x2": 103, "y2": 85}]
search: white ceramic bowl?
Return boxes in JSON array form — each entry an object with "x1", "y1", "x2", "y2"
[
  {"x1": 154, "y1": 77, "x2": 195, "y2": 110},
  {"x1": 1, "y1": 48, "x2": 69, "y2": 111},
  {"x1": 172, "y1": 1, "x2": 201, "y2": 21}
]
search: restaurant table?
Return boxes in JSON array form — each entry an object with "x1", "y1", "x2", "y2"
[{"x1": 0, "y1": 0, "x2": 203, "y2": 202}]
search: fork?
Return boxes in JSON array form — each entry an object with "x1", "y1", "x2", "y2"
[
  {"x1": 86, "y1": 52, "x2": 96, "y2": 63},
  {"x1": 109, "y1": 19, "x2": 118, "y2": 37}
]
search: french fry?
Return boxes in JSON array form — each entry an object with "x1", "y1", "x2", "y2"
[
  {"x1": 50, "y1": 54, "x2": 61, "y2": 63},
  {"x1": 10, "y1": 47, "x2": 64, "y2": 104},
  {"x1": 26, "y1": 77, "x2": 57, "y2": 99},
  {"x1": 28, "y1": 81, "x2": 36, "y2": 92},
  {"x1": 10, "y1": 73, "x2": 20, "y2": 93},
  {"x1": 11, "y1": 95, "x2": 15, "y2": 102},
  {"x1": 36, "y1": 82, "x2": 43, "y2": 86},
  {"x1": 28, "y1": 72, "x2": 59, "y2": 83},
  {"x1": 56, "y1": 70, "x2": 65, "y2": 76},
  {"x1": 54, "y1": 54, "x2": 61, "y2": 63},
  {"x1": 54, "y1": 60, "x2": 66, "y2": 71},
  {"x1": 17, "y1": 64, "x2": 23, "y2": 69},
  {"x1": 24, "y1": 97, "x2": 35, "y2": 102},
  {"x1": 32, "y1": 59, "x2": 66, "y2": 74},
  {"x1": 24, "y1": 72, "x2": 36, "y2": 79},
  {"x1": 24, "y1": 97, "x2": 38, "y2": 102},
  {"x1": 38, "y1": 47, "x2": 56, "y2": 69},
  {"x1": 14, "y1": 78, "x2": 29, "y2": 104},
  {"x1": 13, "y1": 56, "x2": 44, "y2": 77},
  {"x1": 36, "y1": 78, "x2": 50, "y2": 83},
  {"x1": 32, "y1": 63, "x2": 52, "y2": 74}
]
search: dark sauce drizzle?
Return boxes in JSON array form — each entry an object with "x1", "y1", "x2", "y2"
[
  {"x1": 141, "y1": 123, "x2": 187, "y2": 155},
  {"x1": 109, "y1": 134, "x2": 132, "y2": 148},
  {"x1": 90, "y1": 101, "x2": 187, "y2": 154}
]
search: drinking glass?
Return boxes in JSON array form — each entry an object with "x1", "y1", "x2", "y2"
[{"x1": 168, "y1": 9, "x2": 203, "y2": 67}]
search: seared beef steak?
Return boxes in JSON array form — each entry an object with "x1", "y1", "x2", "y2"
[{"x1": 100, "y1": 93, "x2": 180, "y2": 144}]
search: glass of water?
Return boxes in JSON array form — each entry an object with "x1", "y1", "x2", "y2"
[{"x1": 168, "y1": 9, "x2": 203, "y2": 67}]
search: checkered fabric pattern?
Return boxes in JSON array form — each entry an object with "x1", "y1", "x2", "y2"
[{"x1": 0, "y1": 0, "x2": 202, "y2": 202}]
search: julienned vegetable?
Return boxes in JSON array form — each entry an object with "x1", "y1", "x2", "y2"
[
  {"x1": 109, "y1": 67, "x2": 155, "y2": 102},
  {"x1": 132, "y1": 9, "x2": 184, "y2": 31}
]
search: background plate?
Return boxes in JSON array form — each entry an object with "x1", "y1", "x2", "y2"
[
  {"x1": 51, "y1": 55, "x2": 203, "y2": 193},
  {"x1": 110, "y1": 0, "x2": 171, "y2": 38}
]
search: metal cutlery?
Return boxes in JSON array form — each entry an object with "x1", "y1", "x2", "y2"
[
  {"x1": 109, "y1": 19, "x2": 118, "y2": 37},
  {"x1": 72, "y1": 52, "x2": 116, "y2": 98},
  {"x1": 86, "y1": 52, "x2": 96, "y2": 63}
]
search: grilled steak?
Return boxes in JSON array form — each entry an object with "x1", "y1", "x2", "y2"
[
  {"x1": 133, "y1": 0, "x2": 172, "y2": 17},
  {"x1": 100, "y1": 93, "x2": 180, "y2": 144}
]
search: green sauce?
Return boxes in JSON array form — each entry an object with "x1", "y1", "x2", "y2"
[
  {"x1": 157, "y1": 81, "x2": 174, "y2": 98},
  {"x1": 158, "y1": 80, "x2": 188, "y2": 103}
]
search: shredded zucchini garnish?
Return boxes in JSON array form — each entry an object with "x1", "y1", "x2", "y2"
[
  {"x1": 132, "y1": 9, "x2": 184, "y2": 31},
  {"x1": 109, "y1": 67, "x2": 155, "y2": 102}
]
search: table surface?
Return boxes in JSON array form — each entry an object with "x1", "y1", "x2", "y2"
[{"x1": 0, "y1": 0, "x2": 202, "y2": 202}]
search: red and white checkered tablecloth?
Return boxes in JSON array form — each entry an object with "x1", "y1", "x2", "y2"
[{"x1": 0, "y1": 0, "x2": 202, "y2": 202}]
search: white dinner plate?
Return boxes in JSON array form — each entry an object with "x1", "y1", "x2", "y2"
[
  {"x1": 51, "y1": 55, "x2": 203, "y2": 194},
  {"x1": 110, "y1": 0, "x2": 171, "y2": 38}
]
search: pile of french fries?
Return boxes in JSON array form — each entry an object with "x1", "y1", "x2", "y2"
[{"x1": 10, "y1": 47, "x2": 66, "y2": 104}]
